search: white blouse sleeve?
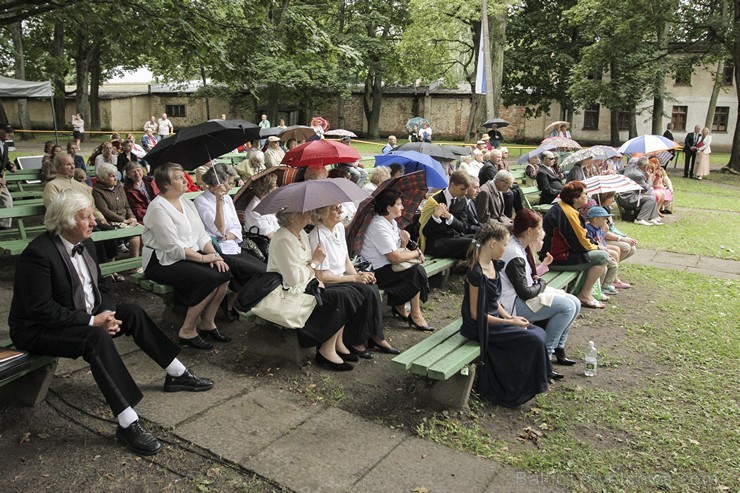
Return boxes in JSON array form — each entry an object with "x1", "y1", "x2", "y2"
[{"x1": 267, "y1": 230, "x2": 313, "y2": 292}]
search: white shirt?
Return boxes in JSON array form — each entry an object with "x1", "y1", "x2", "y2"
[
  {"x1": 266, "y1": 228, "x2": 313, "y2": 292},
  {"x1": 142, "y1": 195, "x2": 211, "y2": 268},
  {"x1": 244, "y1": 196, "x2": 279, "y2": 236},
  {"x1": 459, "y1": 160, "x2": 483, "y2": 178},
  {"x1": 72, "y1": 116, "x2": 84, "y2": 132},
  {"x1": 95, "y1": 154, "x2": 116, "y2": 167},
  {"x1": 360, "y1": 215, "x2": 400, "y2": 270},
  {"x1": 308, "y1": 223, "x2": 349, "y2": 276},
  {"x1": 499, "y1": 238, "x2": 534, "y2": 313},
  {"x1": 59, "y1": 236, "x2": 95, "y2": 317},
  {"x1": 158, "y1": 118, "x2": 173, "y2": 135},
  {"x1": 193, "y1": 189, "x2": 243, "y2": 255},
  {"x1": 144, "y1": 120, "x2": 158, "y2": 133},
  {"x1": 339, "y1": 201, "x2": 356, "y2": 225},
  {"x1": 264, "y1": 147, "x2": 285, "y2": 168}
]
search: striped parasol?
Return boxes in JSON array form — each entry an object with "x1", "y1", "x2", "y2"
[
  {"x1": 581, "y1": 174, "x2": 642, "y2": 196},
  {"x1": 345, "y1": 170, "x2": 428, "y2": 256},
  {"x1": 618, "y1": 135, "x2": 680, "y2": 155}
]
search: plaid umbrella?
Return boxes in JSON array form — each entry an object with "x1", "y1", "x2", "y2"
[
  {"x1": 324, "y1": 129, "x2": 357, "y2": 138},
  {"x1": 541, "y1": 136, "x2": 581, "y2": 150},
  {"x1": 345, "y1": 170, "x2": 427, "y2": 256},
  {"x1": 281, "y1": 139, "x2": 361, "y2": 167}
]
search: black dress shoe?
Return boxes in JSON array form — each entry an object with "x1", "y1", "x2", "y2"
[
  {"x1": 198, "y1": 327, "x2": 232, "y2": 343},
  {"x1": 178, "y1": 335, "x2": 213, "y2": 350},
  {"x1": 368, "y1": 339, "x2": 401, "y2": 355},
  {"x1": 549, "y1": 370, "x2": 565, "y2": 381},
  {"x1": 337, "y1": 351, "x2": 359, "y2": 363},
  {"x1": 315, "y1": 351, "x2": 353, "y2": 371},
  {"x1": 220, "y1": 299, "x2": 237, "y2": 322},
  {"x1": 348, "y1": 346, "x2": 374, "y2": 359},
  {"x1": 553, "y1": 348, "x2": 577, "y2": 366},
  {"x1": 116, "y1": 420, "x2": 163, "y2": 456},
  {"x1": 164, "y1": 368, "x2": 215, "y2": 392},
  {"x1": 408, "y1": 317, "x2": 435, "y2": 332}
]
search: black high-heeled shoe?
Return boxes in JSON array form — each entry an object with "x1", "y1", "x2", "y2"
[
  {"x1": 367, "y1": 339, "x2": 401, "y2": 355},
  {"x1": 337, "y1": 351, "x2": 359, "y2": 363},
  {"x1": 198, "y1": 327, "x2": 232, "y2": 343},
  {"x1": 348, "y1": 346, "x2": 374, "y2": 359},
  {"x1": 408, "y1": 317, "x2": 435, "y2": 332},
  {"x1": 390, "y1": 306, "x2": 409, "y2": 321},
  {"x1": 178, "y1": 335, "x2": 213, "y2": 350},
  {"x1": 220, "y1": 299, "x2": 237, "y2": 323},
  {"x1": 553, "y1": 348, "x2": 576, "y2": 366},
  {"x1": 315, "y1": 351, "x2": 353, "y2": 371}
]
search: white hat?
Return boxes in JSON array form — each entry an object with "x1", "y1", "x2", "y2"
[{"x1": 267, "y1": 136, "x2": 281, "y2": 142}]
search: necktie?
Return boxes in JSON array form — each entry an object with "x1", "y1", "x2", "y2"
[
  {"x1": 449, "y1": 197, "x2": 456, "y2": 210},
  {"x1": 72, "y1": 243, "x2": 85, "y2": 256}
]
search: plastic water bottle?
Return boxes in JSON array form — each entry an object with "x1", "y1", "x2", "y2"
[{"x1": 585, "y1": 341, "x2": 597, "y2": 377}]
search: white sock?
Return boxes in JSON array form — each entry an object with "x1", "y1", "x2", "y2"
[
  {"x1": 165, "y1": 358, "x2": 187, "y2": 377},
  {"x1": 117, "y1": 407, "x2": 138, "y2": 428}
]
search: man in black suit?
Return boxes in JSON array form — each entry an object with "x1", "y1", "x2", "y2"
[
  {"x1": 420, "y1": 170, "x2": 473, "y2": 258},
  {"x1": 663, "y1": 123, "x2": 675, "y2": 168},
  {"x1": 536, "y1": 151, "x2": 564, "y2": 205},
  {"x1": 683, "y1": 125, "x2": 701, "y2": 178},
  {"x1": 9, "y1": 191, "x2": 214, "y2": 456}
]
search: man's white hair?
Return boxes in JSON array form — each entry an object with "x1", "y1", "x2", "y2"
[{"x1": 44, "y1": 190, "x2": 92, "y2": 234}]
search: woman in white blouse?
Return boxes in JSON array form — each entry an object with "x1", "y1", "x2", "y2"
[
  {"x1": 143, "y1": 162, "x2": 232, "y2": 350},
  {"x1": 360, "y1": 190, "x2": 433, "y2": 332},
  {"x1": 268, "y1": 210, "x2": 366, "y2": 371},
  {"x1": 194, "y1": 164, "x2": 266, "y2": 321},
  {"x1": 244, "y1": 173, "x2": 280, "y2": 238},
  {"x1": 309, "y1": 205, "x2": 400, "y2": 357}
]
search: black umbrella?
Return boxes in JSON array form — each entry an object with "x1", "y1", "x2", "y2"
[
  {"x1": 144, "y1": 119, "x2": 260, "y2": 170},
  {"x1": 443, "y1": 145, "x2": 474, "y2": 156},
  {"x1": 482, "y1": 118, "x2": 509, "y2": 128},
  {"x1": 259, "y1": 127, "x2": 282, "y2": 138},
  {"x1": 392, "y1": 142, "x2": 456, "y2": 162}
]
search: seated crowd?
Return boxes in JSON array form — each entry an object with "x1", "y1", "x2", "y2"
[{"x1": 7, "y1": 130, "x2": 667, "y2": 456}]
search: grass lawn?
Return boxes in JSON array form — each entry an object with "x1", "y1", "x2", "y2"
[{"x1": 417, "y1": 264, "x2": 740, "y2": 492}]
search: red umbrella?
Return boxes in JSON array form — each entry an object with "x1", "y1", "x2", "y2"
[
  {"x1": 281, "y1": 139, "x2": 361, "y2": 167},
  {"x1": 345, "y1": 170, "x2": 428, "y2": 256}
]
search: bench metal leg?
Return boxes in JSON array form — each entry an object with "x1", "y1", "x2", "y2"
[
  {"x1": 0, "y1": 360, "x2": 58, "y2": 407},
  {"x1": 429, "y1": 365, "x2": 476, "y2": 409}
]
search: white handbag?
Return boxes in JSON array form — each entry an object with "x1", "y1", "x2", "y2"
[{"x1": 251, "y1": 284, "x2": 317, "y2": 329}]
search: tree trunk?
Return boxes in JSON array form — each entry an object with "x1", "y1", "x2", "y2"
[
  {"x1": 628, "y1": 105, "x2": 638, "y2": 139},
  {"x1": 266, "y1": 83, "x2": 279, "y2": 125},
  {"x1": 651, "y1": 16, "x2": 668, "y2": 134},
  {"x1": 10, "y1": 21, "x2": 33, "y2": 140},
  {"x1": 200, "y1": 65, "x2": 210, "y2": 120},
  {"x1": 466, "y1": 93, "x2": 485, "y2": 141},
  {"x1": 89, "y1": 41, "x2": 101, "y2": 131},
  {"x1": 74, "y1": 34, "x2": 91, "y2": 127},
  {"x1": 728, "y1": 49, "x2": 740, "y2": 172},
  {"x1": 705, "y1": 59, "x2": 724, "y2": 130},
  {"x1": 52, "y1": 20, "x2": 66, "y2": 132},
  {"x1": 363, "y1": 70, "x2": 382, "y2": 138},
  {"x1": 610, "y1": 109, "x2": 620, "y2": 146},
  {"x1": 490, "y1": 8, "x2": 507, "y2": 118}
]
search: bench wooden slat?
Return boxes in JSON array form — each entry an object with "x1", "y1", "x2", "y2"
[
  {"x1": 0, "y1": 339, "x2": 58, "y2": 387},
  {"x1": 390, "y1": 320, "x2": 461, "y2": 371},
  {"x1": 0, "y1": 204, "x2": 46, "y2": 220},
  {"x1": 410, "y1": 332, "x2": 471, "y2": 377},
  {"x1": 99, "y1": 258, "x2": 142, "y2": 276},
  {"x1": 90, "y1": 225, "x2": 145, "y2": 242},
  {"x1": 427, "y1": 342, "x2": 480, "y2": 381}
]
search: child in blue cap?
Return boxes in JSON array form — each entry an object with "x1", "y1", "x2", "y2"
[{"x1": 585, "y1": 206, "x2": 621, "y2": 296}]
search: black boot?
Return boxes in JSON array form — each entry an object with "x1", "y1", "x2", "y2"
[{"x1": 553, "y1": 348, "x2": 577, "y2": 366}]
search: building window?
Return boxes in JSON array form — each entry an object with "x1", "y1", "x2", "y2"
[
  {"x1": 165, "y1": 104, "x2": 186, "y2": 117},
  {"x1": 617, "y1": 111, "x2": 630, "y2": 130},
  {"x1": 671, "y1": 105, "x2": 687, "y2": 132},
  {"x1": 583, "y1": 104, "x2": 600, "y2": 130},
  {"x1": 674, "y1": 66, "x2": 692, "y2": 86},
  {"x1": 723, "y1": 62, "x2": 734, "y2": 86},
  {"x1": 712, "y1": 107, "x2": 729, "y2": 132}
]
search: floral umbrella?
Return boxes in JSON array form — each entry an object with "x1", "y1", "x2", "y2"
[
  {"x1": 405, "y1": 116, "x2": 430, "y2": 132},
  {"x1": 540, "y1": 136, "x2": 581, "y2": 150},
  {"x1": 324, "y1": 129, "x2": 358, "y2": 138}
]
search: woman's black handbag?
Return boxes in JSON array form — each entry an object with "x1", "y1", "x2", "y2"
[{"x1": 243, "y1": 226, "x2": 270, "y2": 261}]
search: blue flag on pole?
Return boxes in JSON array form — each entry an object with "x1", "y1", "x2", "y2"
[{"x1": 475, "y1": 40, "x2": 486, "y2": 95}]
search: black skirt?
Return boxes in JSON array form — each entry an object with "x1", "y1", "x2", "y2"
[
  {"x1": 298, "y1": 284, "x2": 365, "y2": 348},
  {"x1": 222, "y1": 251, "x2": 266, "y2": 292},
  {"x1": 145, "y1": 251, "x2": 232, "y2": 307},
  {"x1": 332, "y1": 282, "x2": 385, "y2": 345},
  {"x1": 373, "y1": 264, "x2": 429, "y2": 306}
]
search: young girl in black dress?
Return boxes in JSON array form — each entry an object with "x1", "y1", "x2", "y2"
[{"x1": 460, "y1": 223, "x2": 552, "y2": 407}]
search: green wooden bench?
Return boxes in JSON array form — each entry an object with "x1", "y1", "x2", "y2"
[
  {"x1": 0, "y1": 339, "x2": 58, "y2": 406},
  {"x1": 539, "y1": 269, "x2": 583, "y2": 294},
  {"x1": 0, "y1": 204, "x2": 47, "y2": 253},
  {"x1": 391, "y1": 318, "x2": 478, "y2": 408},
  {"x1": 92, "y1": 225, "x2": 145, "y2": 276},
  {"x1": 421, "y1": 256, "x2": 458, "y2": 289},
  {"x1": 519, "y1": 185, "x2": 552, "y2": 213}
]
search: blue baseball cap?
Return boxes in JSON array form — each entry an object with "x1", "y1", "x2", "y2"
[{"x1": 587, "y1": 206, "x2": 613, "y2": 218}]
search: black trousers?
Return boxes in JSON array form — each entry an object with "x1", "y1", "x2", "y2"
[
  {"x1": 426, "y1": 235, "x2": 474, "y2": 259},
  {"x1": 15, "y1": 303, "x2": 180, "y2": 416},
  {"x1": 684, "y1": 150, "x2": 696, "y2": 177}
]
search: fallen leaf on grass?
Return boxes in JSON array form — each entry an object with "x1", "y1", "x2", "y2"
[
  {"x1": 688, "y1": 439, "x2": 700, "y2": 445},
  {"x1": 517, "y1": 427, "x2": 544, "y2": 445},
  {"x1": 19, "y1": 432, "x2": 30, "y2": 444},
  {"x1": 410, "y1": 487, "x2": 430, "y2": 493},
  {"x1": 206, "y1": 467, "x2": 221, "y2": 478}
]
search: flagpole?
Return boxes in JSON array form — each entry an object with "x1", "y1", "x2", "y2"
[{"x1": 481, "y1": 0, "x2": 495, "y2": 120}]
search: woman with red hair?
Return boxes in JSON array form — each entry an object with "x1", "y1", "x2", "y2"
[{"x1": 539, "y1": 181, "x2": 609, "y2": 309}]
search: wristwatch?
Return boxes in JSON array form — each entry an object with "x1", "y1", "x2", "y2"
[{"x1": 310, "y1": 261, "x2": 319, "y2": 269}]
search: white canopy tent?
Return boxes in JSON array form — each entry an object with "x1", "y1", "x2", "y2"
[{"x1": 0, "y1": 75, "x2": 58, "y2": 142}]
